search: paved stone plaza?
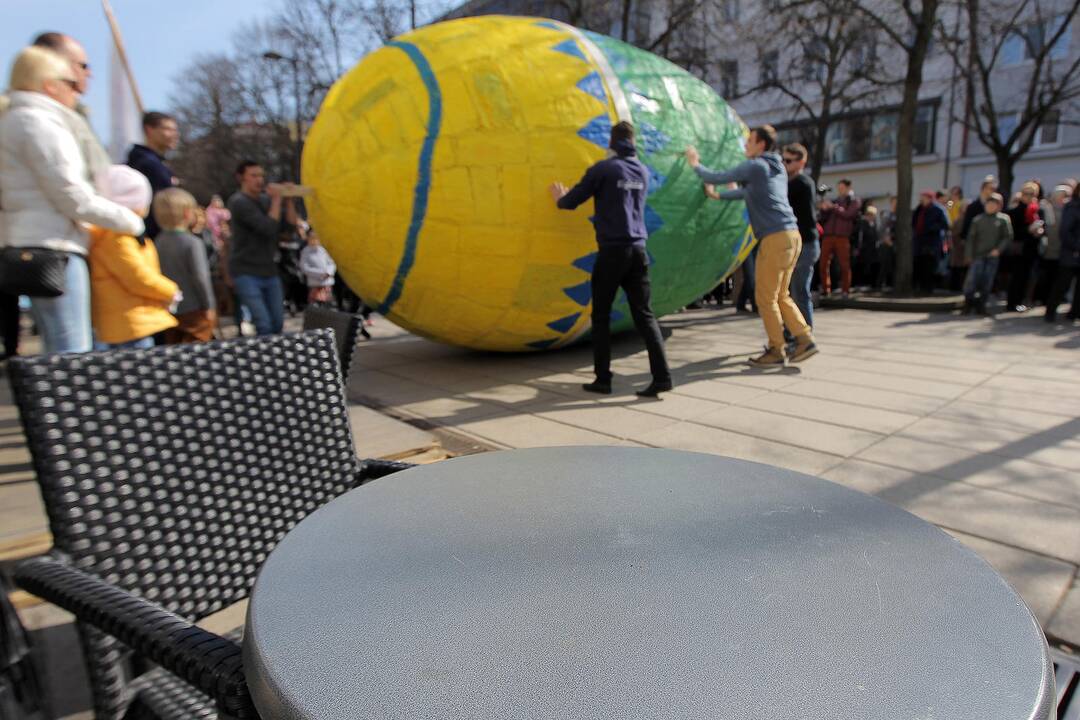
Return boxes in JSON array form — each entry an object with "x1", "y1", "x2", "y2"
[
  {"x1": 2, "y1": 304, "x2": 1078, "y2": 655},
  {"x1": 349, "y1": 305, "x2": 1080, "y2": 645}
]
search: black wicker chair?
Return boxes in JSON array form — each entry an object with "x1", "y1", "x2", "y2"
[
  {"x1": 301, "y1": 306, "x2": 364, "y2": 378},
  {"x1": 8, "y1": 330, "x2": 412, "y2": 720}
]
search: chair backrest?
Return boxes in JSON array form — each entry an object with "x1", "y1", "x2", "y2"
[
  {"x1": 302, "y1": 306, "x2": 360, "y2": 378},
  {"x1": 8, "y1": 330, "x2": 359, "y2": 621}
]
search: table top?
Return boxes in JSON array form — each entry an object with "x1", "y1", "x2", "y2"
[{"x1": 244, "y1": 447, "x2": 1053, "y2": 720}]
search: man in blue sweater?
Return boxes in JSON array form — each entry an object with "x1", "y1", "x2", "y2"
[
  {"x1": 550, "y1": 121, "x2": 672, "y2": 397},
  {"x1": 686, "y1": 125, "x2": 818, "y2": 366}
]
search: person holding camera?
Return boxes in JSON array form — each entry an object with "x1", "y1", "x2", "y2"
[
  {"x1": 226, "y1": 160, "x2": 298, "y2": 336},
  {"x1": 818, "y1": 179, "x2": 860, "y2": 298}
]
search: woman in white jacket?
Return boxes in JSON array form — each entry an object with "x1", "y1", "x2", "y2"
[{"x1": 0, "y1": 46, "x2": 144, "y2": 353}]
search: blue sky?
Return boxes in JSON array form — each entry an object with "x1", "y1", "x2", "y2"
[{"x1": 3, "y1": 0, "x2": 277, "y2": 138}]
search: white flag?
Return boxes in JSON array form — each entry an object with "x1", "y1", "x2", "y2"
[{"x1": 108, "y1": 43, "x2": 141, "y2": 162}]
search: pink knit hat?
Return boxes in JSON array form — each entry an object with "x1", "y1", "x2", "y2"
[{"x1": 95, "y1": 165, "x2": 152, "y2": 212}]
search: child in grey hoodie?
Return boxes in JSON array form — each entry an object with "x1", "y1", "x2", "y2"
[{"x1": 299, "y1": 229, "x2": 336, "y2": 305}]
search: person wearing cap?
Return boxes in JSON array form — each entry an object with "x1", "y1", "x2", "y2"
[
  {"x1": 912, "y1": 189, "x2": 950, "y2": 294},
  {"x1": 0, "y1": 46, "x2": 145, "y2": 354},
  {"x1": 962, "y1": 192, "x2": 1012, "y2": 315},
  {"x1": 88, "y1": 165, "x2": 179, "y2": 349}
]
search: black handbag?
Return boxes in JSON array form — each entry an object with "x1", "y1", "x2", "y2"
[{"x1": 0, "y1": 246, "x2": 69, "y2": 297}]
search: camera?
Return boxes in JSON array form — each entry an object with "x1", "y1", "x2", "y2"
[{"x1": 817, "y1": 183, "x2": 832, "y2": 194}]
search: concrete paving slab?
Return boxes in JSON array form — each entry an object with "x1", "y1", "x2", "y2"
[
  {"x1": 693, "y1": 404, "x2": 884, "y2": 457},
  {"x1": 646, "y1": 421, "x2": 842, "y2": 475},
  {"x1": 897, "y1": 416, "x2": 1080, "y2": 471},
  {"x1": 822, "y1": 459, "x2": 1080, "y2": 564},
  {"x1": 737, "y1": 392, "x2": 920, "y2": 435},
  {"x1": 1049, "y1": 574, "x2": 1080, "y2": 642},
  {"x1": 781, "y1": 378, "x2": 948, "y2": 415},
  {"x1": 455, "y1": 414, "x2": 626, "y2": 449},
  {"x1": 348, "y1": 405, "x2": 438, "y2": 460},
  {"x1": 946, "y1": 530, "x2": 1075, "y2": 626}
]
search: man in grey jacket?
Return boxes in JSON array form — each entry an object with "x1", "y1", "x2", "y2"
[{"x1": 687, "y1": 126, "x2": 818, "y2": 366}]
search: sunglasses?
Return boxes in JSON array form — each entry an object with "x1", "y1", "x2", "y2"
[{"x1": 782, "y1": 157, "x2": 799, "y2": 164}]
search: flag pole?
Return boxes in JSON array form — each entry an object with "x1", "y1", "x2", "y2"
[{"x1": 101, "y1": 0, "x2": 144, "y2": 116}]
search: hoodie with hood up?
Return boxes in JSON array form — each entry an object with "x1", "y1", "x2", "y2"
[
  {"x1": 556, "y1": 138, "x2": 649, "y2": 247},
  {"x1": 694, "y1": 152, "x2": 798, "y2": 239}
]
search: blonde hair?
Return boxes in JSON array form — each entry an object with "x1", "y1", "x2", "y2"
[
  {"x1": 864, "y1": 205, "x2": 878, "y2": 218},
  {"x1": 152, "y1": 188, "x2": 197, "y2": 230},
  {"x1": 8, "y1": 46, "x2": 70, "y2": 92}
]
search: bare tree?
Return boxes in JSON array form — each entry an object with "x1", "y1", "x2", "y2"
[
  {"x1": 730, "y1": 0, "x2": 892, "y2": 181},
  {"x1": 848, "y1": 0, "x2": 942, "y2": 294},
  {"x1": 942, "y1": 0, "x2": 1080, "y2": 196}
]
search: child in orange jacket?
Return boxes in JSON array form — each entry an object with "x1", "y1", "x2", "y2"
[{"x1": 89, "y1": 166, "x2": 179, "y2": 350}]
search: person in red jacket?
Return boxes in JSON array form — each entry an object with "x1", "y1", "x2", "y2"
[{"x1": 818, "y1": 179, "x2": 861, "y2": 298}]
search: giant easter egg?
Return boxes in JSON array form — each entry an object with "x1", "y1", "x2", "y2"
[{"x1": 303, "y1": 15, "x2": 751, "y2": 351}]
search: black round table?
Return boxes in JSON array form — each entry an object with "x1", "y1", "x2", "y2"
[{"x1": 243, "y1": 447, "x2": 1054, "y2": 719}]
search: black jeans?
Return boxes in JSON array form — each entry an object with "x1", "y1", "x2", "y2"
[
  {"x1": 1007, "y1": 246, "x2": 1038, "y2": 308},
  {"x1": 914, "y1": 254, "x2": 938, "y2": 295},
  {"x1": 0, "y1": 291, "x2": 19, "y2": 358},
  {"x1": 1046, "y1": 264, "x2": 1080, "y2": 320},
  {"x1": 591, "y1": 245, "x2": 670, "y2": 384}
]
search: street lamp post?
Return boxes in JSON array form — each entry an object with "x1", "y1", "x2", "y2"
[{"x1": 262, "y1": 51, "x2": 303, "y2": 182}]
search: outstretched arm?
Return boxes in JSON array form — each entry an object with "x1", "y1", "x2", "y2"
[
  {"x1": 551, "y1": 166, "x2": 600, "y2": 210},
  {"x1": 685, "y1": 146, "x2": 756, "y2": 186}
]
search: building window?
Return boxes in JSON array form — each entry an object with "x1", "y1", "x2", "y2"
[
  {"x1": 722, "y1": 0, "x2": 740, "y2": 21},
  {"x1": 997, "y1": 113, "x2": 1019, "y2": 145},
  {"x1": 803, "y1": 39, "x2": 826, "y2": 82},
  {"x1": 776, "y1": 101, "x2": 937, "y2": 167},
  {"x1": 850, "y1": 34, "x2": 877, "y2": 72},
  {"x1": 719, "y1": 60, "x2": 738, "y2": 97},
  {"x1": 760, "y1": 51, "x2": 779, "y2": 84},
  {"x1": 1002, "y1": 14, "x2": 1072, "y2": 65},
  {"x1": 1034, "y1": 109, "x2": 1061, "y2": 146},
  {"x1": 913, "y1": 103, "x2": 936, "y2": 154},
  {"x1": 870, "y1": 113, "x2": 898, "y2": 159}
]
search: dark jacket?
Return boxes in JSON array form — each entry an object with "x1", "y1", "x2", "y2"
[
  {"x1": 127, "y1": 144, "x2": 175, "y2": 239},
  {"x1": 557, "y1": 139, "x2": 648, "y2": 246},
  {"x1": 820, "y1": 193, "x2": 861, "y2": 237},
  {"x1": 1006, "y1": 202, "x2": 1043, "y2": 257},
  {"x1": 1060, "y1": 198, "x2": 1080, "y2": 268},
  {"x1": 960, "y1": 197, "x2": 985, "y2": 239},
  {"x1": 912, "y1": 202, "x2": 950, "y2": 257},
  {"x1": 787, "y1": 173, "x2": 818, "y2": 244},
  {"x1": 853, "y1": 217, "x2": 879, "y2": 264}
]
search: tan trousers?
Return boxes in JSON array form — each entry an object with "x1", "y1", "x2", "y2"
[{"x1": 755, "y1": 230, "x2": 812, "y2": 350}]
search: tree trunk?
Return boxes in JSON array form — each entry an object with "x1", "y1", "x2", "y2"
[
  {"x1": 809, "y1": 123, "x2": 827, "y2": 184},
  {"x1": 996, "y1": 154, "x2": 1016, "y2": 200},
  {"x1": 893, "y1": 77, "x2": 919, "y2": 294},
  {"x1": 892, "y1": 3, "x2": 937, "y2": 295}
]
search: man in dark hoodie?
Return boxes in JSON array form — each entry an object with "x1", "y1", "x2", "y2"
[
  {"x1": 550, "y1": 121, "x2": 672, "y2": 398},
  {"x1": 686, "y1": 125, "x2": 818, "y2": 367},
  {"x1": 127, "y1": 111, "x2": 179, "y2": 238}
]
